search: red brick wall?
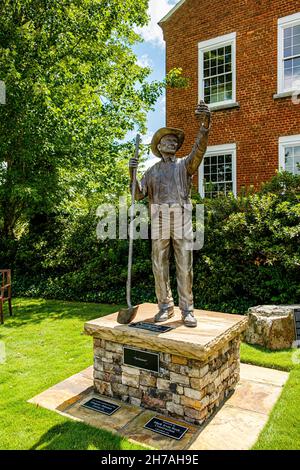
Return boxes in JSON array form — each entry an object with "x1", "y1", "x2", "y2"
[{"x1": 162, "y1": 0, "x2": 300, "y2": 192}]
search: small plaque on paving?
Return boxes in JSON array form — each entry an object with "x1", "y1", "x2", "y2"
[
  {"x1": 129, "y1": 322, "x2": 173, "y2": 333},
  {"x1": 294, "y1": 309, "x2": 300, "y2": 341},
  {"x1": 82, "y1": 398, "x2": 120, "y2": 416},
  {"x1": 144, "y1": 417, "x2": 188, "y2": 440},
  {"x1": 123, "y1": 346, "x2": 159, "y2": 373}
]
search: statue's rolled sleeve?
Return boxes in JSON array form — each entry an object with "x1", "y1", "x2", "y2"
[
  {"x1": 130, "y1": 173, "x2": 148, "y2": 201},
  {"x1": 185, "y1": 125, "x2": 210, "y2": 176}
]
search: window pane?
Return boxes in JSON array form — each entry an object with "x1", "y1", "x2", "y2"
[
  {"x1": 284, "y1": 145, "x2": 300, "y2": 175},
  {"x1": 295, "y1": 156, "x2": 300, "y2": 174},
  {"x1": 284, "y1": 76, "x2": 293, "y2": 89},
  {"x1": 293, "y1": 66, "x2": 300, "y2": 78},
  {"x1": 201, "y1": 42, "x2": 233, "y2": 104},
  {"x1": 294, "y1": 25, "x2": 300, "y2": 36},
  {"x1": 204, "y1": 59, "x2": 210, "y2": 69},
  {"x1": 294, "y1": 57, "x2": 300, "y2": 67},
  {"x1": 218, "y1": 54, "x2": 224, "y2": 65},
  {"x1": 284, "y1": 47, "x2": 292, "y2": 58},
  {"x1": 203, "y1": 153, "x2": 233, "y2": 198},
  {"x1": 293, "y1": 33, "x2": 300, "y2": 47},
  {"x1": 225, "y1": 53, "x2": 231, "y2": 64},
  {"x1": 284, "y1": 37, "x2": 292, "y2": 48},
  {"x1": 293, "y1": 44, "x2": 300, "y2": 56},
  {"x1": 284, "y1": 27, "x2": 292, "y2": 39},
  {"x1": 294, "y1": 146, "x2": 300, "y2": 156},
  {"x1": 284, "y1": 59, "x2": 293, "y2": 70}
]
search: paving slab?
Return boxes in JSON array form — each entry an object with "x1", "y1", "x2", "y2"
[
  {"x1": 65, "y1": 392, "x2": 143, "y2": 434},
  {"x1": 120, "y1": 410, "x2": 198, "y2": 451},
  {"x1": 28, "y1": 363, "x2": 289, "y2": 450},
  {"x1": 188, "y1": 405, "x2": 269, "y2": 450},
  {"x1": 240, "y1": 363, "x2": 289, "y2": 387},
  {"x1": 28, "y1": 367, "x2": 94, "y2": 412}
]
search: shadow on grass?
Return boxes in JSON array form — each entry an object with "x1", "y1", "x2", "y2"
[
  {"x1": 1, "y1": 298, "x2": 125, "y2": 329},
  {"x1": 30, "y1": 420, "x2": 141, "y2": 451}
]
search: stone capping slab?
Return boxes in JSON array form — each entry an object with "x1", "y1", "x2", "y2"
[{"x1": 84, "y1": 303, "x2": 248, "y2": 362}]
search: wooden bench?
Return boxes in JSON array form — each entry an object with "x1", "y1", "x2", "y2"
[{"x1": 0, "y1": 269, "x2": 12, "y2": 324}]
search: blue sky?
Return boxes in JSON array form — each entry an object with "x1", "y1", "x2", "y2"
[{"x1": 133, "y1": 0, "x2": 179, "y2": 168}]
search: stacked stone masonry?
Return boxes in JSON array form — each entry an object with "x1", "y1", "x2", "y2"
[
  {"x1": 162, "y1": 0, "x2": 300, "y2": 192},
  {"x1": 93, "y1": 337, "x2": 240, "y2": 425}
]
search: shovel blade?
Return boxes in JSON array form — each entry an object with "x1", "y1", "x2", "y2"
[{"x1": 117, "y1": 305, "x2": 139, "y2": 325}]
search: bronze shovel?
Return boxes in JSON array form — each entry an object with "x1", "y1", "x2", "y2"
[{"x1": 117, "y1": 134, "x2": 141, "y2": 324}]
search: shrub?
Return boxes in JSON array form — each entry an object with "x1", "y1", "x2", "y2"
[{"x1": 4, "y1": 172, "x2": 300, "y2": 314}]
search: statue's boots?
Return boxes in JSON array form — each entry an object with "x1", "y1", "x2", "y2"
[
  {"x1": 154, "y1": 306, "x2": 174, "y2": 323},
  {"x1": 182, "y1": 311, "x2": 197, "y2": 328}
]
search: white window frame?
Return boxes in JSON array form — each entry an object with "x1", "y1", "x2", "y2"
[
  {"x1": 278, "y1": 12, "x2": 300, "y2": 94},
  {"x1": 198, "y1": 32, "x2": 237, "y2": 109},
  {"x1": 198, "y1": 143, "x2": 237, "y2": 198},
  {"x1": 279, "y1": 134, "x2": 300, "y2": 173}
]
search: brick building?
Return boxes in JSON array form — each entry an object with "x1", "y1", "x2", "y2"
[{"x1": 159, "y1": 0, "x2": 300, "y2": 197}]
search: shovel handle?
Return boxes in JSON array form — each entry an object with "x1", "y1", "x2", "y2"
[{"x1": 127, "y1": 134, "x2": 141, "y2": 308}]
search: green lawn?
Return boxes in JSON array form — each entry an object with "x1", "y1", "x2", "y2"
[
  {"x1": 0, "y1": 298, "x2": 299, "y2": 450},
  {"x1": 240, "y1": 344, "x2": 300, "y2": 449}
]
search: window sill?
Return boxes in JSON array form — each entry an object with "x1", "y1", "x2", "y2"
[
  {"x1": 273, "y1": 91, "x2": 297, "y2": 99},
  {"x1": 209, "y1": 102, "x2": 240, "y2": 111}
]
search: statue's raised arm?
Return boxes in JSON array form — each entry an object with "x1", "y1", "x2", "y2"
[{"x1": 185, "y1": 100, "x2": 211, "y2": 176}]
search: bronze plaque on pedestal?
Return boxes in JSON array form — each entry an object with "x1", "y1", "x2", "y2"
[
  {"x1": 144, "y1": 416, "x2": 188, "y2": 440},
  {"x1": 123, "y1": 346, "x2": 159, "y2": 373}
]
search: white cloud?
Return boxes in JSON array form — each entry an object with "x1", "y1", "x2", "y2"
[
  {"x1": 140, "y1": 131, "x2": 161, "y2": 170},
  {"x1": 158, "y1": 95, "x2": 166, "y2": 114},
  {"x1": 136, "y1": 54, "x2": 153, "y2": 68},
  {"x1": 136, "y1": 0, "x2": 178, "y2": 48}
]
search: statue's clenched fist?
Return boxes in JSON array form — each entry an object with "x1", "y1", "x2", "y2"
[
  {"x1": 195, "y1": 100, "x2": 211, "y2": 129},
  {"x1": 129, "y1": 157, "x2": 138, "y2": 181}
]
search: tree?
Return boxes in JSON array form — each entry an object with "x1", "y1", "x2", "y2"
[{"x1": 0, "y1": 0, "x2": 172, "y2": 238}]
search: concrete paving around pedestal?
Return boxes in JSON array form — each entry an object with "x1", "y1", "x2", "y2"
[{"x1": 28, "y1": 363, "x2": 289, "y2": 450}]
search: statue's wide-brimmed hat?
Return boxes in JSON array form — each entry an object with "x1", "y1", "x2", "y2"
[{"x1": 151, "y1": 127, "x2": 185, "y2": 158}]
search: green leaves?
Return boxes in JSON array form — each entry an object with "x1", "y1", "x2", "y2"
[{"x1": 0, "y1": 0, "x2": 163, "y2": 237}]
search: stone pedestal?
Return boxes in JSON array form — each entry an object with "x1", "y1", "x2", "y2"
[{"x1": 84, "y1": 304, "x2": 248, "y2": 426}]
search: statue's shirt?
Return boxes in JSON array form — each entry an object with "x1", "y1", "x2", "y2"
[{"x1": 157, "y1": 157, "x2": 181, "y2": 205}]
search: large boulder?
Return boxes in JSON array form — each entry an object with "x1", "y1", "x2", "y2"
[{"x1": 245, "y1": 305, "x2": 298, "y2": 350}]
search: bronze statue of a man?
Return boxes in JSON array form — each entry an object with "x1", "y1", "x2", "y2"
[{"x1": 129, "y1": 101, "x2": 211, "y2": 327}]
